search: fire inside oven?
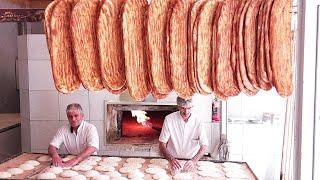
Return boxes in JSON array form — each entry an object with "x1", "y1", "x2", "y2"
[{"x1": 119, "y1": 110, "x2": 173, "y2": 144}]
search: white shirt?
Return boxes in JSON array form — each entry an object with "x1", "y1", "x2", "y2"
[
  {"x1": 50, "y1": 121, "x2": 99, "y2": 155},
  {"x1": 159, "y1": 111, "x2": 208, "y2": 159}
]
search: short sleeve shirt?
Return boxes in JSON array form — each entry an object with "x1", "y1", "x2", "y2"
[
  {"x1": 159, "y1": 111, "x2": 208, "y2": 159},
  {"x1": 50, "y1": 121, "x2": 99, "y2": 155}
]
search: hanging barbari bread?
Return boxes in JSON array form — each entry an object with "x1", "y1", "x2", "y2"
[
  {"x1": 97, "y1": 0, "x2": 126, "y2": 94},
  {"x1": 216, "y1": 0, "x2": 240, "y2": 97},
  {"x1": 256, "y1": 0, "x2": 272, "y2": 90},
  {"x1": 188, "y1": 0, "x2": 206, "y2": 94},
  {"x1": 146, "y1": 0, "x2": 173, "y2": 98},
  {"x1": 169, "y1": 0, "x2": 196, "y2": 100},
  {"x1": 270, "y1": 0, "x2": 293, "y2": 97},
  {"x1": 122, "y1": 0, "x2": 150, "y2": 101},
  {"x1": 45, "y1": 0, "x2": 81, "y2": 94},
  {"x1": 238, "y1": 0, "x2": 259, "y2": 95},
  {"x1": 243, "y1": 0, "x2": 262, "y2": 90},
  {"x1": 71, "y1": 0, "x2": 104, "y2": 91},
  {"x1": 194, "y1": 0, "x2": 220, "y2": 95}
]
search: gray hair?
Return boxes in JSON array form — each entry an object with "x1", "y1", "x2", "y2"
[
  {"x1": 176, "y1": 96, "x2": 193, "y2": 107},
  {"x1": 66, "y1": 103, "x2": 83, "y2": 115}
]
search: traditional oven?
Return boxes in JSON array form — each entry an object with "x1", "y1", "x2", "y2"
[{"x1": 104, "y1": 101, "x2": 178, "y2": 157}]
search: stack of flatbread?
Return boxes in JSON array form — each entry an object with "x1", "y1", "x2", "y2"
[{"x1": 44, "y1": 0, "x2": 294, "y2": 100}]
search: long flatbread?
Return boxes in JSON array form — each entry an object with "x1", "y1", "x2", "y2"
[
  {"x1": 97, "y1": 0, "x2": 126, "y2": 94},
  {"x1": 147, "y1": 0, "x2": 173, "y2": 96},
  {"x1": 270, "y1": 0, "x2": 293, "y2": 97},
  {"x1": 71, "y1": 0, "x2": 103, "y2": 91},
  {"x1": 169, "y1": 0, "x2": 195, "y2": 99},
  {"x1": 49, "y1": 0, "x2": 81, "y2": 93},
  {"x1": 188, "y1": 0, "x2": 206, "y2": 94},
  {"x1": 264, "y1": 0, "x2": 275, "y2": 84},
  {"x1": 122, "y1": 0, "x2": 150, "y2": 101},
  {"x1": 216, "y1": 0, "x2": 240, "y2": 97}
]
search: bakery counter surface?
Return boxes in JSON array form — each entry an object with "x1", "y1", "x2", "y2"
[
  {"x1": 0, "y1": 113, "x2": 20, "y2": 133},
  {"x1": 0, "y1": 153, "x2": 258, "y2": 179}
]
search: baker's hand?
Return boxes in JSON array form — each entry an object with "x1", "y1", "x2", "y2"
[
  {"x1": 52, "y1": 155, "x2": 63, "y2": 167},
  {"x1": 61, "y1": 157, "x2": 79, "y2": 167},
  {"x1": 170, "y1": 158, "x2": 181, "y2": 171},
  {"x1": 183, "y1": 160, "x2": 196, "y2": 172}
]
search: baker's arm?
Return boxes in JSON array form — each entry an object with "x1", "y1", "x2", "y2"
[
  {"x1": 48, "y1": 145, "x2": 63, "y2": 167},
  {"x1": 184, "y1": 145, "x2": 207, "y2": 171},
  {"x1": 159, "y1": 141, "x2": 181, "y2": 170},
  {"x1": 62, "y1": 146, "x2": 97, "y2": 167}
]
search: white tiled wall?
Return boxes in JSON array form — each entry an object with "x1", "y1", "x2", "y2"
[
  {"x1": 29, "y1": 91, "x2": 59, "y2": 120},
  {"x1": 28, "y1": 60, "x2": 55, "y2": 90}
]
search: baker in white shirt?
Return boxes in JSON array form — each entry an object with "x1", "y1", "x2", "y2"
[
  {"x1": 159, "y1": 97, "x2": 208, "y2": 172},
  {"x1": 48, "y1": 103, "x2": 99, "y2": 167}
]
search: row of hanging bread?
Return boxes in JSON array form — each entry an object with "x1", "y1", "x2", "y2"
[{"x1": 44, "y1": 0, "x2": 293, "y2": 101}]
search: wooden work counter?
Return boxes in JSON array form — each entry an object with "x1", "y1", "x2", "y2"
[{"x1": 0, "y1": 113, "x2": 20, "y2": 133}]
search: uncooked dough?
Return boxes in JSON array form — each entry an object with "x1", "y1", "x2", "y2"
[
  {"x1": 25, "y1": 160, "x2": 40, "y2": 166},
  {"x1": 106, "y1": 171, "x2": 122, "y2": 178},
  {"x1": 69, "y1": 174, "x2": 86, "y2": 180},
  {"x1": 37, "y1": 172, "x2": 56, "y2": 179},
  {"x1": 197, "y1": 171, "x2": 224, "y2": 178},
  {"x1": 37, "y1": 155, "x2": 52, "y2": 162},
  {"x1": 123, "y1": 162, "x2": 142, "y2": 169},
  {"x1": 126, "y1": 158, "x2": 145, "y2": 164},
  {"x1": 87, "y1": 156, "x2": 102, "y2": 162},
  {"x1": 80, "y1": 160, "x2": 98, "y2": 166},
  {"x1": 93, "y1": 174, "x2": 110, "y2": 180},
  {"x1": 150, "y1": 158, "x2": 169, "y2": 165},
  {"x1": 72, "y1": 164, "x2": 93, "y2": 171},
  {"x1": 47, "y1": 166, "x2": 63, "y2": 174},
  {"x1": 197, "y1": 161, "x2": 216, "y2": 167},
  {"x1": 99, "y1": 161, "x2": 118, "y2": 167},
  {"x1": 19, "y1": 163, "x2": 35, "y2": 170},
  {"x1": 145, "y1": 167, "x2": 166, "y2": 174},
  {"x1": 173, "y1": 172, "x2": 192, "y2": 180},
  {"x1": 85, "y1": 170, "x2": 100, "y2": 178},
  {"x1": 59, "y1": 170, "x2": 79, "y2": 177},
  {"x1": 7, "y1": 168, "x2": 24, "y2": 175},
  {"x1": 0, "y1": 171, "x2": 11, "y2": 178},
  {"x1": 127, "y1": 170, "x2": 144, "y2": 178},
  {"x1": 119, "y1": 167, "x2": 135, "y2": 174},
  {"x1": 153, "y1": 172, "x2": 169, "y2": 180},
  {"x1": 95, "y1": 165, "x2": 115, "y2": 172},
  {"x1": 103, "y1": 157, "x2": 122, "y2": 162}
]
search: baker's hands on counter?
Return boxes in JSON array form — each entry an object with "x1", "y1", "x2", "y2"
[
  {"x1": 183, "y1": 160, "x2": 196, "y2": 172},
  {"x1": 170, "y1": 157, "x2": 181, "y2": 171},
  {"x1": 52, "y1": 154, "x2": 63, "y2": 167}
]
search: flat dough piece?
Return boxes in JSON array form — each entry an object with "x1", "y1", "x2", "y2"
[
  {"x1": 270, "y1": 0, "x2": 293, "y2": 97},
  {"x1": 93, "y1": 174, "x2": 111, "y2": 180},
  {"x1": 69, "y1": 174, "x2": 87, "y2": 180},
  {"x1": 37, "y1": 172, "x2": 57, "y2": 179},
  {"x1": 127, "y1": 170, "x2": 144, "y2": 178},
  {"x1": 19, "y1": 163, "x2": 35, "y2": 170},
  {"x1": 0, "y1": 171, "x2": 11, "y2": 178},
  {"x1": 150, "y1": 158, "x2": 169, "y2": 165},
  {"x1": 95, "y1": 165, "x2": 115, "y2": 172},
  {"x1": 216, "y1": 0, "x2": 240, "y2": 97},
  {"x1": 123, "y1": 163, "x2": 142, "y2": 169},
  {"x1": 59, "y1": 170, "x2": 79, "y2": 177},
  {"x1": 47, "y1": 166, "x2": 63, "y2": 174},
  {"x1": 119, "y1": 166, "x2": 135, "y2": 174},
  {"x1": 37, "y1": 155, "x2": 52, "y2": 162},
  {"x1": 173, "y1": 172, "x2": 192, "y2": 180},
  {"x1": 153, "y1": 172, "x2": 170, "y2": 180},
  {"x1": 145, "y1": 167, "x2": 166, "y2": 174},
  {"x1": 169, "y1": 0, "x2": 196, "y2": 99},
  {"x1": 85, "y1": 170, "x2": 100, "y2": 178},
  {"x1": 87, "y1": 156, "x2": 102, "y2": 162},
  {"x1": 49, "y1": 0, "x2": 81, "y2": 93},
  {"x1": 25, "y1": 160, "x2": 40, "y2": 166},
  {"x1": 97, "y1": 0, "x2": 126, "y2": 93},
  {"x1": 72, "y1": 164, "x2": 93, "y2": 171},
  {"x1": 103, "y1": 157, "x2": 122, "y2": 162},
  {"x1": 7, "y1": 168, "x2": 24, "y2": 175},
  {"x1": 122, "y1": 0, "x2": 150, "y2": 101},
  {"x1": 99, "y1": 161, "x2": 118, "y2": 167},
  {"x1": 197, "y1": 170, "x2": 224, "y2": 178},
  {"x1": 71, "y1": 0, "x2": 104, "y2": 91},
  {"x1": 106, "y1": 171, "x2": 122, "y2": 178},
  {"x1": 126, "y1": 158, "x2": 145, "y2": 164},
  {"x1": 147, "y1": 0, "x2": 173, "y2": 95},
  {"x1": 80, "y1": 160, "x2": 98, "y2": 166}
]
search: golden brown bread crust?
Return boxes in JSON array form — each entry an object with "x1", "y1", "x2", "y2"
[
  {"x1": 169, "y1": 0, "x2": 196, "y2": 99},
  {"x1": 49, "y1": 0, "x2": 81, "y2": 94},
  {"x1": 270, "y1": 0, "x2": 293, "y2": 97},
  {"x1": 238, "y1": 0, "x2": 259, "y2": 94},
  {"x1": 188, "y1": 0, "x2": 206, "y2": 94},
  {"x1": 194, "y1": 0, "x2": 219, "y2": 95},
  {"x1": 147, "y1": 0, "x2": 173, "y2": 97},
  {"x1": 71, "y1": 0, "x2": 104, "y2": 91},
  {"x1": 264, "y1": 0, "x2": 274, "y2": 84},
  {"x1": 243, "y1": 0, "x2": 261, "y2": 90},
  {"x1": 216, "y1": 0, "x2": 240, "y2": 97},
  {"x1": 44, "y1": 0, "x2": 59, "y2": 57},
  {"x1": 97, "y1": 0, "x2": 126, "y2": 94},
  {"x1": 122, "y1": 0, "x2": 150, "y2": 101}
]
